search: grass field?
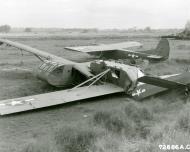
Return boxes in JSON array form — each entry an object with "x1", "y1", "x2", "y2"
[{"x1": 0, "y1": 31, "x2": 190, "y2": 152}]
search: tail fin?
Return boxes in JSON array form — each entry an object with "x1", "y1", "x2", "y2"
[
  {"x1": 145, "y1": 38, "x2": 170, "y2": 59},
  {"x1": 155, "y1": 38, "x2": 170, "y2": 58}
]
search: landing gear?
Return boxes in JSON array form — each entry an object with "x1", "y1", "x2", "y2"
[
  {"x1": 185, "y1": 87, "x2": 190, "y2": 96},
  {"x1": 184, "y1": 85, "x2": 190, "y2": 103},
  {"x1": 185, "y1": 84, "x2": 190, "y2": 96}
]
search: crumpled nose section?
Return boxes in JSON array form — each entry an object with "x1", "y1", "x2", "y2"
[{"x1": 125, "y1": 67, "x2": 145, "y2": 92}]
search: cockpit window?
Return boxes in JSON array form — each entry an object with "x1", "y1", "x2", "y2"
[{"x1": 53, "y1": 67, "x2": 63, "y2": 74}]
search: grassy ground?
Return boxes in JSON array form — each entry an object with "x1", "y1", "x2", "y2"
[{"x1": 0, "y1": 32, "x2": 190, "y2": 151}]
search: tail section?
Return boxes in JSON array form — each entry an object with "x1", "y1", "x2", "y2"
[
  {"x1": 145, "y1": 38, "x2": 170, "y2": 60},
  {"x1": 132, "y1": 72, "x2": 190, "y2": 100},
  {"x1": 154, "y1": 38, "x2": 170, "y2": 59}
]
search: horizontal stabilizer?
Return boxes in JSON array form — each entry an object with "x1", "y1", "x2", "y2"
[
  {"x1": 0, "y1": 83, "x2": 123, "y2": 115},
  {"x1": 132, "y1": 72, "x2": 190, "y2": 100},
  {"x1": 147, "y1": 55, "x2": 162, "y2": 59},
  {"x1": 138, "y1": 75, "x2": 186, "y2": 89}
]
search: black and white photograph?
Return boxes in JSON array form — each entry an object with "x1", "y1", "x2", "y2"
[{"x1": 0, "y1": 0, "x2": 190, "y2": 151}]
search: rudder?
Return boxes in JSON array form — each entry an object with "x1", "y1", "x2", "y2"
[{"x1": 154, "y1": 38, "x2": 170, "y2": 59}]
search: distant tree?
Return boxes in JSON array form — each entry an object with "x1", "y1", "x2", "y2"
[
  {"x1": 176, "y1": 20, "x2": 190, "y2": 39},
  {"x1": 81, "y1": 28, "x2": 98, "y2": 33},
  {"x1": 0, "y1": 25, "x2": 11, "y2": 33},
  {"x1": 144, "y1": 26, "x2": 151, "y2": 32},
  {"x1": 81, "y1": 29, "x2": 89, "y2": 33},
  {"x1": 24, "y1": 28, "x2": 32, "y2": 32},
  {"x1": 185, "y1": 20, "x2": 190, "y2": 32}
]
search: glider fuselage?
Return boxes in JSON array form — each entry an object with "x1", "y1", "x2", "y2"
[{"x1": 35, "y1": 59, "x2": 143, "y2": 94}]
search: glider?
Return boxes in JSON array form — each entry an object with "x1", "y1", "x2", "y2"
[
  {"x1": 65, "y1": 38, "x2": 170, "y2": 63},
  {"x1": 0, "y1": 39, "x2": 188, "y2": 115}
]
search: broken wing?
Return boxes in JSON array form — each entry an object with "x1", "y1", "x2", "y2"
[
  {"x1": 0, "y1": 83, "x2": 123, "y2": 115},
  {"x1": 65, "y1": 41, "x2": 142, "y2": 53},
  {"x1": 0, "y1": 39, "x2": 73, "y2": 64}
]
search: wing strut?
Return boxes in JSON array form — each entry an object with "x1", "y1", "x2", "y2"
[{"x1": 73, "y1": 69, "x2": 110, "y2": 89}]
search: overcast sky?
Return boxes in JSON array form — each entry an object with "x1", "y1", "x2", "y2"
[{"x1": 0, "y1": 0, "x2": 190, "y2": 29}]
